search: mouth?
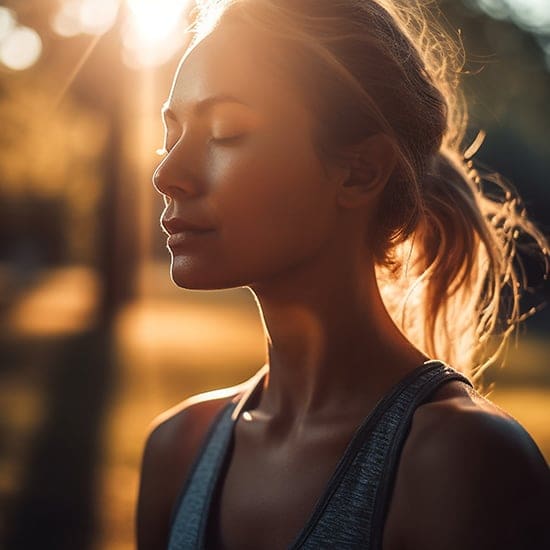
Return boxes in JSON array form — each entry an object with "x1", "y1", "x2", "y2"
[{"x1": 166, "y1": 229, "x2": 216, "y2": 250}]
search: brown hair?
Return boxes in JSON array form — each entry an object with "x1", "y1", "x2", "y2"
[{"x1": 188, "y1": 0, "x2": 549, "y2": 388}]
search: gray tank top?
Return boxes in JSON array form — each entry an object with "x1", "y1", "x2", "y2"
[{"x1": 167, "y1": 359, "x2": 474, "y2": 549}]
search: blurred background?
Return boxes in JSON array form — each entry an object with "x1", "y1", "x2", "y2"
[{"x1": 0, "y1": 0, "x2": 548, "y2": 548}]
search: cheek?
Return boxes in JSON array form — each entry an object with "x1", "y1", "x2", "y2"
[{"x1": 208, "y1": 131, "x2": 337, "y2": 272}]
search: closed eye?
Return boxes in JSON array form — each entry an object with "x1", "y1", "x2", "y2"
[
  {"x1": 209, "y1": 134, "x2": 247, "y2": 144},
  {"x1": 155, "y1": 133, "x2": 246, "y2": 156}
]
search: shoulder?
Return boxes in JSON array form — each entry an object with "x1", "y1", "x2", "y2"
[
  {"x1": 135, "y1": 376, "x2": 250, "y2": 550},
  {"x1": 385, "y1": 381, "x2": 550, "y2": 550}
]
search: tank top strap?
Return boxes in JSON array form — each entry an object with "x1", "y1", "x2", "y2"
[
  {"x1": 294, "y1": 359, "x2": 473, "y2": 549},
  {"x1": 167, "y1": 401, "x2": 236, "y2": 549},
  {"x1": 369, "y1": 360, "x2": 473, "y2": 548},
  {"x1": 167, "y1": 364, "x2": 268, "y2": 550}
]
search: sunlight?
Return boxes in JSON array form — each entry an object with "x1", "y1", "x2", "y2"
[
  {"x1": 126, "y1": 0, "x2": 188, "y2": 43},
  {"x1": 51, "y1": 0, "x2": 120, "y2": 37},
  {"x1": 8, "y1": 267, "x2": 100, "y2": 337},
  {"x1": 0, "y1": 7, "x2": 16, "y2": 43},
  {"x1": 122, "y1": 0, "x2": 191, "y2": 68},
  {"x1": 50, "y1": 0, "x2": 192, "y2": 68},
  {"x1": 0, "y1": 8, "x2": 42, "y2": 71},
  {"x1": 0, "y1": 25, "x2": 42, "y2": 71}
]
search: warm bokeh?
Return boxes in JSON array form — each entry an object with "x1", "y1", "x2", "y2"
[{"x1": 0, "y1": 1, "x2": 548, "y2": 549}]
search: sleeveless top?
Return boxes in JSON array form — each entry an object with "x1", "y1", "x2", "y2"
[{"x1": 167, "y1": 359, "x2": 474, "y2": 549}]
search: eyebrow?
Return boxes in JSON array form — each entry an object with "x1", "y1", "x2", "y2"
[{"x1": 161, "y1": 94, "x2": 251, "y2": 123}]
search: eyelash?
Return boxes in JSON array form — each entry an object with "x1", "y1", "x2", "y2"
[
  {"x1": 209, "y1": 134, "x2": 246, "y2": 144},
  {"x1": 156, "y1": 134, "x2": 245, "y2": 156}
]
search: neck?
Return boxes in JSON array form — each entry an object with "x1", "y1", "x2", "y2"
[{"x1": 247, "y1": 249, "x2": 429, "y2": 435}]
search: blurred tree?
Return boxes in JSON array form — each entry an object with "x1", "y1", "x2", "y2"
[{"x1": 0, "y1": 79, "x2": 107, "y2": 268}]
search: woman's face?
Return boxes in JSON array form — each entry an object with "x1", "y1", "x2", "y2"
[{"x1": 153, "y1": 21, "x2": 348, "y2": 291}]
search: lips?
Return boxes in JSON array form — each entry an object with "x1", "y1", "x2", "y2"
[
  {"x1": 161, "y1": 216, "x2": 215, "y2": 235},
  {"x1": 166, "y1": 230, "x2": 215, "y2": 249}
]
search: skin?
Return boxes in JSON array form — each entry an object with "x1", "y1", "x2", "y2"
[{"x1": 137, "y1": 20, "x2": 550, "y2": 550}]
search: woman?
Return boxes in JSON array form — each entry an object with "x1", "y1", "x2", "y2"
[{"x1": 137, "y1": 0, "x2": 550, "y2": 548}]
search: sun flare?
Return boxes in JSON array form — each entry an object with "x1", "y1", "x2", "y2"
[
  {"x1": 126, "y1": 0, "x2": 189, "y2": 43},
  {"x1": 123, "y1": 0, "x2": 191, "y2": 68}
]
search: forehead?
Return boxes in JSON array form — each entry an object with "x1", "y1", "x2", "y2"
[{"x1": 168, "y1": 21, "x2": 307, "y2": 118}]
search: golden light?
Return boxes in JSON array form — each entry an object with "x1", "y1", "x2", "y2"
[
  {"x1": 122, "y1": 0, "x2": 191, "y2": 68},
  {"x1": 51, "y1": 0, "x2": 120, "y2": 37},
  {"x1": 127, "y1": 0, "x2": 187, "y2": 42},
  {"x1": 0, "y1": 7, "x2": 16, "y2": 43},
  {"x1": 8, "y1": 267, "x2": 100, "y2": 337},
  {"x1": 0, "y1": 25, "x2": 42, "y2": 70}
]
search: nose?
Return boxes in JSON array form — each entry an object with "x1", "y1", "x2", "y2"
[
  {"x1": 152, "y1": 157, "x2": 186, "y2": 199},
  {"x1": 151, "y1": 144, "x2": 202, "y2": 199},
  {"x1": 152, "y1": 158, "x2": 170, "y2": 196}
]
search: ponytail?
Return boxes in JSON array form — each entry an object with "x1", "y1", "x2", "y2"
[{"x1": 378, "y1": 142, "x2": 549, "y2": 388}]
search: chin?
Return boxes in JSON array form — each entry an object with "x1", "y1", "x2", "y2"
[
  {"x1": 167, "y1": 249, "x2": 293, "y2": 291},
  {"x1": 169, "y1": 264, "x2": 246, "y2": 291}
]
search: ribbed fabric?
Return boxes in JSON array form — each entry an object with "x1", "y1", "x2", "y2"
[{"x1": 167, "y1": 359, "x2": 473, "y2": 549}]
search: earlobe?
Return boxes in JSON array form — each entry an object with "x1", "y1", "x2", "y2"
[{"x1": 336, "y1": 133, "x2": 397, "y2": 209}]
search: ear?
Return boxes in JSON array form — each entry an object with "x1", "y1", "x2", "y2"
[{"x1": 336, "y1": 133, "x2": 398, "y2": 209}]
